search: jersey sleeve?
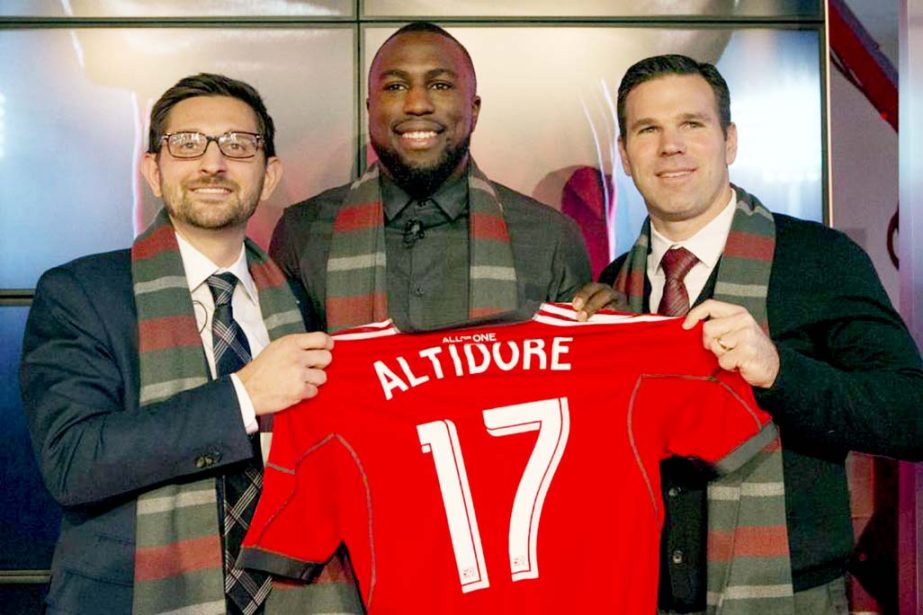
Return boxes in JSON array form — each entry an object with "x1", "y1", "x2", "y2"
[
  {"x1": 239, "y1": 403, "x2": 343, "y2": 580},
  {"x1": 632, "y1": 368, "x2": 776, "y2": 475}
]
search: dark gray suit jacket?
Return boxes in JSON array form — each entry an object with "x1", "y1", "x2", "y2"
[{"x1": 20, "y1": 249, "x2": 257, "y2": 614}]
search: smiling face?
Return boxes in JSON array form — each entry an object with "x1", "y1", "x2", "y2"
[
  {"x1": 141, "y1": 95, "x2": 281, "y2": 237},
  {"x1": 367, "y1": 30, "x2": 481, "y2": 196},
  {"x1": 618, "y1": 74, "x2": 737, "y2": 241}
]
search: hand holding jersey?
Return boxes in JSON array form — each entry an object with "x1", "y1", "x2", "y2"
[
  {"x1": 684, "y1": 299, "x2": 781, "y2": 388},
  {"x1": 571, "y1": 282, "x2": 625, "y2": 321},
  {"x1": 238, "y1": 331, "x2": 334, "y2": 415}
]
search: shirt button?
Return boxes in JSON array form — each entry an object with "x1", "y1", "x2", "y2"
[
  {"x1": 672, "y1": 549, "x2": 684, "y2": 564},
  {"x1": 413, "y1": 286, "x2": 425, "y2": 297}
]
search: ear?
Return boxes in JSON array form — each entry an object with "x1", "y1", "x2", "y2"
[
  {"x1": 259, "y1": 157, "x2": 284, "y2": 202},
  {"x1": 470, "y1": 95, "x2": 482, "y2": 133},
  {"x1": 724, "y1": 122, "x2": 738, "y2": 165},
  {"x1": 140, "y1": 152, "x2": 163, "y2": 198},
  {"x1": 617, "y1": 136, "x2": 632, "y2": 176}
]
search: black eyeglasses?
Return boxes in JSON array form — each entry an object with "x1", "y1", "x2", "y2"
[{"x1": 160, "y1": 131, "x2": 264, "y2": 159}]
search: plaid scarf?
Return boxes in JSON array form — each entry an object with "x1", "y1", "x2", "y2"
[
  {"x1": 325, "y1": 160, "x2": 519, "y2": 332},
  {"x1": 613, "y1": 186, "x2": 795, "y2": 614},
  {"x1": 130, "y1": 210, "x2": 358, "y2": 613}
]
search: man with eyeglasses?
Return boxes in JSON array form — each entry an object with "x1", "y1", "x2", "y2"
[{"x1": 21, "y1": 74, "x2": 355, "y2": 614}]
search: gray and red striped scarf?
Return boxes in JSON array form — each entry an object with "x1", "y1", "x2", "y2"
[
  {"x1": 130, "y1": 209, "x2": 360, "y2": 614},
  {"x1": 614, "y1": 186, "x2": 795, "y2": 614},
  {"x1": 324, "y1": 160, "x2": 519, "y2": 332}
]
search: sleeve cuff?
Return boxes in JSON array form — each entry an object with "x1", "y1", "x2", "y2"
[
  {"x1": 238, "y1": 546, "x2": 321, "y2": 581},
  {"x1": 231, "y1": 373, "x2": 259, "y2": 435}
]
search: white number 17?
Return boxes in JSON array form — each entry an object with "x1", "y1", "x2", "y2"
[{"x1": 417, "y1": 397, "x2": 571, "y2": 594}]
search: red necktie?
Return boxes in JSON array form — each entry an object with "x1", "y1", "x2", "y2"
[{"x1": 657, "y1": 247, "x2": 699, "y2": 316}]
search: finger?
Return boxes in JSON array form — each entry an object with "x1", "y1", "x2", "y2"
[
  {"x1": 293, "y1": 331, "x2": 334, "y2": 350},
  {"x1": 572, "y1": 294, "x2": 586, "y2": 312},
  {"x1": 708, "y1": 335, "x2": 736, "y2": 356},
  {"x1": 683, "y1": 299, "x2": 743, "y2": 329},
  {"x1": 701, "y1": 318, "x2": 741, "y2": 346},
  {"x1": 577, "y1": 290, "x2": 612, "y2": 321},
  {"x1": 303, "y1": 349, "x2": 333, "y2": 369},
  {"x1": 572, "y1": 283, "x2": 603, "y2": 311},
  {"x1": 300, "y1": 382, "x2": 319, "y2": 400},
  {"x1": 303, "y1": 367, "x2": 328, "y2": 387},
  {"x1": 716, "y1": 349, "x2": 740, "y2": 373}
]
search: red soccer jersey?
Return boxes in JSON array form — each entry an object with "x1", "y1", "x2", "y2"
[{"x1": 241, "y1": 304, "x2": 775, "y2": 614}]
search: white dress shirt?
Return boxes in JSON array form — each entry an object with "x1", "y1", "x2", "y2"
[
  {"x1": 176, "y1": 233, "x2": 268, "y2": 434},
  {"x1": 647, "y1": 191, "x2": 737, "y2": 313}
]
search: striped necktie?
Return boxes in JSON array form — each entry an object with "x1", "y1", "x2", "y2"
[
  {"x1": 206, "y1": 272, "x2": 270, "y2": 614},
  {"x1": 657, "y1": 247, "x2": 699, "y2": 316}
]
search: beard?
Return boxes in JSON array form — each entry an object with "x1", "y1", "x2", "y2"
[
  {"x1": 162, "y1": 177, "x2": 260, "y2": 230},
  {"x1": 372, "y1": 135, "x2": 471, "y2": 199}
]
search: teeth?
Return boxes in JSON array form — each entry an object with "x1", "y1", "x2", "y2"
[
  {"x1": 660, "y1": 171, "x2": 691, "y2": 178},
  {"x1": 193, "y1": 187, "x2": 230, "y2": 193},
  {"x1": 401, "y1": 131, "x2": 437, "y2": 140}
]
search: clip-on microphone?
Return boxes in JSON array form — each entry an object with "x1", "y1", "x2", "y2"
[{"x1": 402, "y1": 218, "x2": 425, "y2": 247}]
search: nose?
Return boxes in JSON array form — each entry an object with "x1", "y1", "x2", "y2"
[
  {"x1": 403, "y1": 84, "x2": 435, "y2": 115},
  {"x1": 659, "y1": 127, "x2": 686, "y2": 156},
  {"x1": 197, "y1": 139, "x2": 229, "y2": 174}
]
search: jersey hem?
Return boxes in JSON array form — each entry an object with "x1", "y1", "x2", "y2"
[{"x1": 238, "y1": 546, "x2": 320, "y2": 582}]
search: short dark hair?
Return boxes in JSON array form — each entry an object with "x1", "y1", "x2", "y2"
[
  {"x1": 148, "y1": 73, "x2": 276, "y2": 158},
  {"x1": 617, "y1": 54, "x2": 731, "y2": 140},
  {"x1": 371, "y1": 21, "x2": 477, "y2": 91}
]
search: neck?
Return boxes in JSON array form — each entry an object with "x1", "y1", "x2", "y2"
[
  {"x1": 650, "y1": 184, "x2": 733, "y2": 242},
  {"x1": 379, "y1": 153, "x2": 470, "y2": 200},
  {"x1": 170, "y1": 218, "x2": 246, "y2": 268}
]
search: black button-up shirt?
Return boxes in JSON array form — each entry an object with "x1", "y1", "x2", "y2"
[{"x1": 382, "y1": 173, "x2": 470, "y2": 331}]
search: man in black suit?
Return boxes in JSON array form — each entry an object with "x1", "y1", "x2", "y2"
[
  {"x1": 576, "y1": 54, "x2": 923, "y2": 613},
  {"x1": 20, "y1": 74, "x2": 349, "y2": 614}
]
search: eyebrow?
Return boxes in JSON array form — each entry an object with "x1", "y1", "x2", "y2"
[
  {"x1": 628, "y1": 117, "x2": 657, "y2": 132},
  {"x1": 629, "y1": 111, "x2": 712, "y2": 131},
  {"x1": 377, "y1": 67, "x2": 459, "y2": 81},
  {"x1": 677, "y1": 111, "x2": 711, "y2": 122}
]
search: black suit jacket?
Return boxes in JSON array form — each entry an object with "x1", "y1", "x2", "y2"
[
  {"x1": 20, "y1": 249, "x2": 258, "y2": 614},
  {"x1": 600, "y1": 213, "x2": 923, "y2": 608}
]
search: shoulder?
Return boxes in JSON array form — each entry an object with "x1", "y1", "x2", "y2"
[
  {"x1": 37, "y1": 249, "x2": 133, "y2": 296},
  {"x1": 272, "y1": 184, "x2": 352, "y2": 259},
  {"x1": 33, "y1": 249, "x2": 136, "y2": 329},
  {"x1": 490, "y1": 181, "x2": 582, "y2": 236},
  {"x1": 771, "y1": 213, "x2": 873, "y2": 269},
  {"x1": 277, "y1": 183, "x2": 352, "y2": 228},
  {"x1": 27, "y1": 250, "x2": 137, "y2": 360}
]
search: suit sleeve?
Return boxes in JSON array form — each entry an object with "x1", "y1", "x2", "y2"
[
  {"x1": 549, "y1": 213, "x2": 592, "y2": 302},
  {"x1": 755, "y1": 222, "x2": 923, "y2": 460},
  {"x1": 20, "y1": 263, "x2": 255, "y2": 508}
]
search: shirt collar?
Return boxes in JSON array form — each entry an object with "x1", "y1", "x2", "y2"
[
  {"x1": 381, "y1": 167, "x2": 469, "y2": 222},
  {"x1": 175, "y1": 232, "x2": 258, "y2": 304},
  {"x1": 650, "y1": 190, "x2": 737, "y2": 272}
]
